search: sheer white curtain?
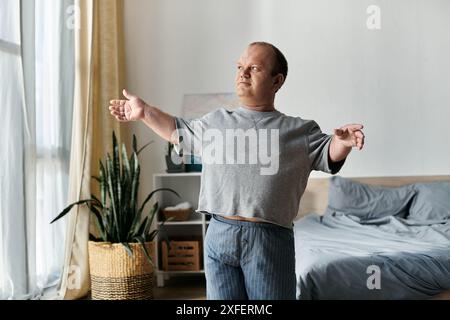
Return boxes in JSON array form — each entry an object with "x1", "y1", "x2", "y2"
[
  {"x1": 0, "y1": 0, "x2": 27, "y2": 300},
  {"x1": 0, "y1": 0, "x2": 74, "y2": 299},
  {"x1": 35, "y1": 0, "x2": 74, "y2": 294}
]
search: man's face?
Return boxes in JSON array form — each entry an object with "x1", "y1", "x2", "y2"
[{"x1": 235, "y1": 45, "x2": 281, "y2": 107}]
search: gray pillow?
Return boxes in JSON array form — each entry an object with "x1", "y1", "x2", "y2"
[
  {"x1": 408, "y1": 182, "x2": 450, "y2": 221},
  {"x1": 327, "y1": 176, "x2": 416, "y2": 220}
]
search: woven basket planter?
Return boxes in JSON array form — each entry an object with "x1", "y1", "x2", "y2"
[{"x1": 88, "y1": 241, "x2": 155, "y2": 300}]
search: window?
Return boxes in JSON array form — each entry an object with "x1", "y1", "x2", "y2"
[{"x1": 0, "y1": 0, "x2": 74, "y2": 299}]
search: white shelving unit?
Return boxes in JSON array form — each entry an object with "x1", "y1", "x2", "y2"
[{"x1": 153, "y1": 172, "x2": 208, "y2": 287}]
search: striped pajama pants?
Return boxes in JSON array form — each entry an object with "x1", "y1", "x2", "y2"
[{"x1": 204, "y1": 214, "x2": 296, "y2": 300}]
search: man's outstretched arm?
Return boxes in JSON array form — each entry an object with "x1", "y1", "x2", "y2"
[
  {"x1": 329, "y1": 124, "x2": 365, "y2": 162},
  {"x1": 109, "y1": 89, "x2": 178, "y2": 144}
]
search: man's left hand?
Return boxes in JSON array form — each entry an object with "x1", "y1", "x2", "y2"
[{"x1": 334, "y1": 124, "x2": 365, "y2": 150}]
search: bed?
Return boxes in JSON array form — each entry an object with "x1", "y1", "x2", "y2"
[{"x1": 294, "y1": 175, "x2": 450, "y2": 300}]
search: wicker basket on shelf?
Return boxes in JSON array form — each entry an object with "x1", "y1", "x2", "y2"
[{"x1": 161, "y1": 208, "x2": 193, "y2": 221}]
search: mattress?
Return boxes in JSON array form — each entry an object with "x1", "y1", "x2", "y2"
[{"x1": 294, "y1": 213, "x2": 450, "y2": 299}]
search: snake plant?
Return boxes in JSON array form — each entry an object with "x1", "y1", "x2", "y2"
[{"x1": 51, "y1": 131, "x2": 179, "y2": 264}]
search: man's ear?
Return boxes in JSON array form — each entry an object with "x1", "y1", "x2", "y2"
[{"x1": 273, "y1": 74, "x2": 285, "y2": 92}]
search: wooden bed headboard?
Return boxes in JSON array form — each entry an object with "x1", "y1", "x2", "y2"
[{"x1": 296, "y1": 175, "x2": 450, "y2": 219}]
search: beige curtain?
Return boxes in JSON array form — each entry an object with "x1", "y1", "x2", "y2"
[{"x1": 58, "y1": 0, "x2": 127, "y2": 300}]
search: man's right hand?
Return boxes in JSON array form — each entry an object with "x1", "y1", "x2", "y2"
[
  {"x1": 109, "y1": 89, "x2": 178, "y2": 144},
  {"x1": 109, "y1": 89, "x2": 147, "y2": 122}
]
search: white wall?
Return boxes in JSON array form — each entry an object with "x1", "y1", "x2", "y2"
[{"x1": 124, "y1": 0, "x2": 450, "y2": 200}]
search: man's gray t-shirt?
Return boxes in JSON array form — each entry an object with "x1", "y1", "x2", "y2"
[{"x1": 174, "y1": 106, "x2": 345, "y2": 228}]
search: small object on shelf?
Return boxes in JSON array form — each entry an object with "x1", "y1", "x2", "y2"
[
  {"x1": 165, "y1": 142, "x2": 185, "y2": 173},
  {"x1": 162, "y1": 238, "x2": 202, "y2": 271},
  {"x1": 185, "y1": 155, "x2": 202, "y2": 172},
  {"x1": 162, "y1": 201, "x2": 193, "y2": 221}
]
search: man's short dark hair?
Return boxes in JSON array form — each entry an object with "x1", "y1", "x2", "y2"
[{"x1": 250, "y1": 41, "x2": 288, "y2": 80}]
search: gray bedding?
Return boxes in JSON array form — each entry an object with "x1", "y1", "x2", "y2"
[{"x1": 294, "y1": 213, "x2": 450, "y2": 299}]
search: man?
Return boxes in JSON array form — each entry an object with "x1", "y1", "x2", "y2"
[{"x1": 109, "y1": 42, "x2": 365, "y2": 300}]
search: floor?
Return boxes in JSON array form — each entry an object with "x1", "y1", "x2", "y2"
[
  {"x1": 433, "y1": 291, "x2": 450, "y2": 300},
  {"x1": 87, "y1": 275, "x2": 450, "y2": 300},
  {"x1": 153, "y1": 275, "x2": 206, "y2": 300}
]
